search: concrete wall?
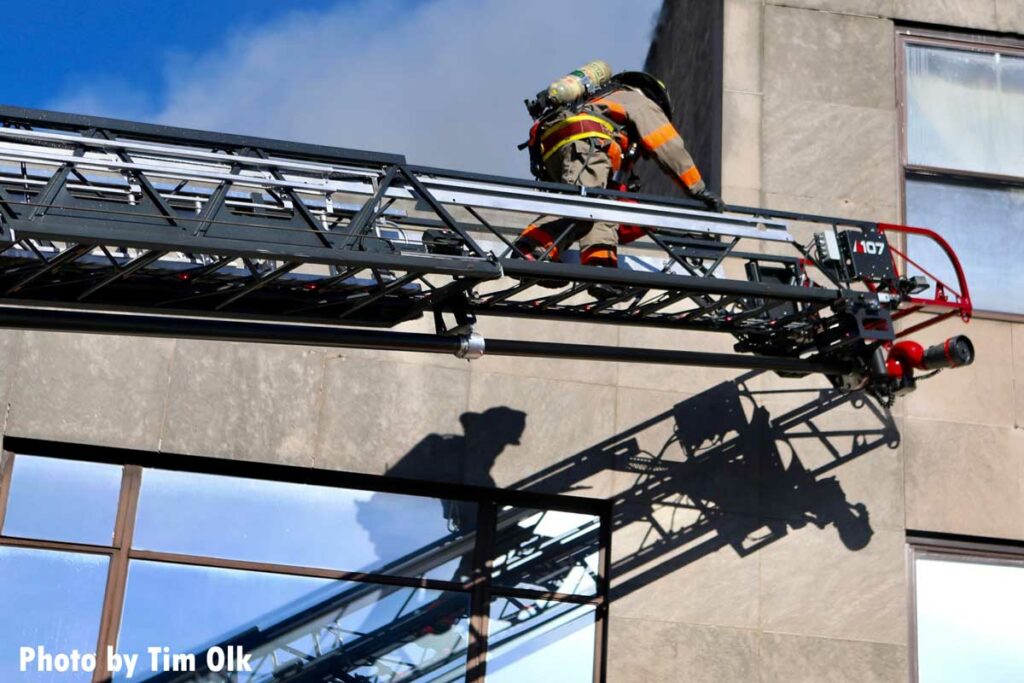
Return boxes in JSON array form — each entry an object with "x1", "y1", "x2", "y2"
[
  {"x1": 707, "y1": 1, "x2": 1023, "y2": 680},
  {"x1": 1, "y1": 2, "x2": 1022, "y2": 682}
]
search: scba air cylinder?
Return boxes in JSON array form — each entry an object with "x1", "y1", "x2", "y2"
[{"x1": 547, "y1": 60, "x2": 613, "y2": 105}]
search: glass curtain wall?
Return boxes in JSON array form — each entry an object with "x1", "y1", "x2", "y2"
[{"x1": 0, "y1": 447, "x2": 607, "y2": 683}]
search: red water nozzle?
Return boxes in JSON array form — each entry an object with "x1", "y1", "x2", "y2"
[{"x1": 887, "y1": 335, "x2": 974, "y2": 377}]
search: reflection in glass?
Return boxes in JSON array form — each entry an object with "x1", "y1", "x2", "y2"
[
  {"x1": 905, "y1": 177, "x2": 1024, "y2": 314},
  {"x1": 2, "y1": 455, "x2": 122, "y2": 545},
  {"x1": 118, "y1": 561, "x2": 470, "y2": 682},
  {"x1": 237, "y1": 583, "x2": 470, "y2": 682},
  {"x1": 492, "y1": 507, "x2": 600, "y2": 596},
  {"x1": 133, "y1": 469, "x2": 476, "y2": 581},
  {"x1": 907, "y1": 44, "x2": 1024, "y2": 177},
  {"x1": 487, "y1": 598, "x2": 595, "y2": 683},
  {"x1": 915, "y1": 556, "x2": 1024, "y2": 682},
  {"x1": 117, "y1": 561, "x2": 330, "y2": 680},
  {"x1": 0, "y1": 547, "x2": 109, "y2": 683}
]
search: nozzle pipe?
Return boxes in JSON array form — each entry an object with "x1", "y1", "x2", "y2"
[
  {"x1": 889, "y1": 336, "x2": 975, "y2": 373},
  {"x1": 921, "y1": 335, "x2": 974, "y2": 370}
]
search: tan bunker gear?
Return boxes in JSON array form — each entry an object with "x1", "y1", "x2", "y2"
[{"x1": 515, "y1": 81, "x2": 717, "y2": 268}]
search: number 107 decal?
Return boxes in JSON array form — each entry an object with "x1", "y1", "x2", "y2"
[{"x1": 854, "y1": 240, "x2": 887, "y2": 255}]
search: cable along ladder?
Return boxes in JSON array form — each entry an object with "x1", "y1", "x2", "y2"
[{"x1": 0, "y1": 105, "x2": 974, "y2": 402}]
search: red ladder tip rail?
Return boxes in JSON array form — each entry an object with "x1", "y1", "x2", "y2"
[{"x1": 865, "y1": 223, "x2": 973, "y2": 400}]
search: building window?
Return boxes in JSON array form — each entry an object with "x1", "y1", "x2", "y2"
[
  {"x1": 897, "y1": 30, "x2": 1024, "y2": 316},
  {"x1": 0, "y1": 443, "x2": 608, "y2": 682},
  {"x1": 909, "y1": 537, "x2": 1024, "y2": 682}
]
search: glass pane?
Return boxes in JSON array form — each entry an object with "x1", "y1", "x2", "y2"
[
  {"x1": 915, "y1": 556, "x2": 1024, "y2": 682},
  {"x1": 487, "y1": 598, "x2": 596, "y2": 683},
  {"x1": 906, "y1": 44, "x2": 1024, "y2": 177},
  {"x1": 117, "y1": 561, "x2": 470, "y2": 682},
  {"x1": 492, "y1": 507, "x2": 601, "y2": 596},
  {"x1": 905, "y1": 177, "x2": 1024, "y2": 314},
  {"x1": 0, "y1": 547, "x2": 109, "y2": 682},
  {"x1": 133, "y1": 469, "x2": 477, "y2": 581},
  {"x1": 2, "y1": 455, "x2": 122, "y2": 545}
]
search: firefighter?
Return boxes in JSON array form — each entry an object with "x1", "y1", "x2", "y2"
[{"x1": 515, "y1": 70, "x2": 723, "y2": 292}]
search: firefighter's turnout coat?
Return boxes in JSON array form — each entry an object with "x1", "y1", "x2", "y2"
[{"x1": 516, "y1": 86, "x2": 705, "y2": 266}]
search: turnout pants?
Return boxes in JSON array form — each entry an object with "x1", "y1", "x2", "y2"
[{"x1": 515, "y1": 139, "x2": 618, "y2": 266}]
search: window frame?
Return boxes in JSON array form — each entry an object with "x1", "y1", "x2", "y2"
[
  {"x1": 0, "y1": 437, "x2": 611, "y2": 683},
  {"x1": 906, "y1": 533, "x2": 1024, "y2": 682},
  {"x1": 895, "y1": 27, "x2": 1024, "y2": 321}
]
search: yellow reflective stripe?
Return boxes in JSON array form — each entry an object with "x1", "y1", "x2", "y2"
[
  {"x1": 539, "y1": 114, "x2": 615, "y2": 142},
  {"x1": 540, "y1": 132, "x2": 614, "y2": 162}
]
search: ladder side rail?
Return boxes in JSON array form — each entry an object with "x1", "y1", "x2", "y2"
[
  {"x1": 406, "y1": 163, "x2": 879, "y2": 230},
  {"x1": 0, "y1": 104, "x2": 406, "y2": 168},
  {"x1": 0, "y1": 126, "x2": 386, "y2": 179}
]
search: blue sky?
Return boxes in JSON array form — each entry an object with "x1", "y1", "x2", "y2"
[
  {"x1": 1, "y1": 0, "x2": 661, "y2": 176},
  {"x1": 3, "y1": 1, "x2": 342, "y2": 112}
]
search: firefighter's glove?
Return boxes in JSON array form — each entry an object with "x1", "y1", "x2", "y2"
[{"x1": 691, "y1": 187, "x2": 725, "y2": 213}]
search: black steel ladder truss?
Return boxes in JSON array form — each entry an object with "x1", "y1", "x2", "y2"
[{"x1": 0, "y1": 106, "x2": 971, "y2": 399}]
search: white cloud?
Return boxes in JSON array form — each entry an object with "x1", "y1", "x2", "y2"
[{"x1": 49, "y1": 0, "x2": 662, "y2": 178}]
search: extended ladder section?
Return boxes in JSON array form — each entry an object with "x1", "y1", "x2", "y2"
[{"x1": 0, "y1": 105, "x2": 974, "y2": 402}]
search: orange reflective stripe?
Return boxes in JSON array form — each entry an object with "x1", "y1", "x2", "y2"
[
  {"x1": 607, "y1": 141, "x2": 622, "y2": 171},
  {"x1": 641, "y1": 122, "x2": 679, "y2": 151},
  {"x1": 580, "y1": 246, "x2": 618, "y2": 265},
  {"x1": 521, "y1": 224, "x2": 555, "y2": 245},
  {"x1": 679, "y1": 166, "x2": 703, "y2": 189},
  {"x1": 592, "y1": 98, "x2": 627, "y2": 123},
  {"x1": 518, "y1": 224, "x2": 559, "y2": 260}
]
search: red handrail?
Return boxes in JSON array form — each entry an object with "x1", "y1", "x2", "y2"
[{"x1": 876, "y1": 222, "x2": 972, "y2": 338}]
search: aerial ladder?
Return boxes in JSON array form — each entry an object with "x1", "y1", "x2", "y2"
[{"x1": 0, "y1": 105, "x2": 974, "y2": 404}]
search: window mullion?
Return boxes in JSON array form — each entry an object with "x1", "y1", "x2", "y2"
[
  {"x1": 0, "y1": 451, "x2": 13, "y2": 535},
  {"x1": 92, "y1": 465, "x2": 141, "y2": 683},
  {"x1": 466, "y1": 501, "x2": 496, "y2": 683},
  {"x1": 592, "y1": 504, "x2": 612, "y2": 683}
]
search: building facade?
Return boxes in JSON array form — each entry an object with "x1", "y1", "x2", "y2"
[
  {"x1": 640, "y1": 1, "x2": 1024, "y2": 680},
  {"x1": 0, "y1": 1, "x2": 1021, "y2": 682}
]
